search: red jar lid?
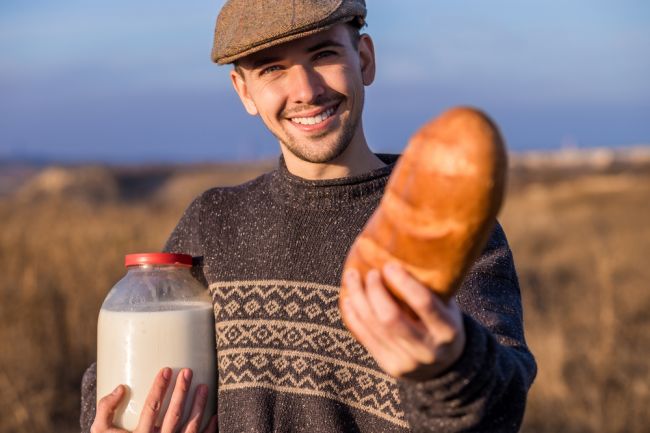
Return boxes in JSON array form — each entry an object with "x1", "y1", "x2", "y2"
[{"x1": 124, "y1": 253, "x2": 193, "y2": 267}]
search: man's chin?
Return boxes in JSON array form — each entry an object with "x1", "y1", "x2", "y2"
[
  {"x1": 278, "y1": 121, "x2": 357, "y2": 164},
  {"x1": 283, "y1": 142, "x2": 350, "y2": 164}
]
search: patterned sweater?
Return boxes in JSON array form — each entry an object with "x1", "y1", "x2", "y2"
[{"x1": 80, "y1": 154, "x2": 536, "y2": 433}]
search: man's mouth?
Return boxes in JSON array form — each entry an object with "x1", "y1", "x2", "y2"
[{"x1": 289, "y1": 105, "x2": 338, "y2": 126}]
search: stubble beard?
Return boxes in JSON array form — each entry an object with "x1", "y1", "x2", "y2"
[{"x1": 276, "y1": 101, "x2": 362, "y2": 164}]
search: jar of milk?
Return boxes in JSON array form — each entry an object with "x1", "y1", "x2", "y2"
[{"x1": 97, "y1": 253, "x2": 216, "y2": 430}]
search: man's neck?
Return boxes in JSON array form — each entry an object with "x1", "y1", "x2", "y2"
[{"x1": 281, "y1": 136, "x2": 386, "y2": 181}]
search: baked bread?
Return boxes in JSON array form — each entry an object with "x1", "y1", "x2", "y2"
[{"x1": 340, "y1": 107, "x2": 507, "y2": 304}]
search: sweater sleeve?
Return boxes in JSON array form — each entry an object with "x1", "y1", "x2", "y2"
[
  {"x1": 164, "y1": 193, "x2": 209, "y2": 286},
  {"x1": 397, "y1": 223, "x2": 537, "y2": 433},
  {"x1": 164, "y1": 193, "x2": 207, "y2": 257},
  {"x1": 79, "y1": 194, "x2": 208, "y2": 433},
  {"x1": 79, "y1": 363, "x2": 97, "y2": 433}
]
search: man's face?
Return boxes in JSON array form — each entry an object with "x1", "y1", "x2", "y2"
[{"x1": 230, "y1": 24, "x2": 376, "y2": 164}]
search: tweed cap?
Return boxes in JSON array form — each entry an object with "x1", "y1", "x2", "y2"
[{"x1": 212, "y1": 0, "x2": 366, "y2": 65}]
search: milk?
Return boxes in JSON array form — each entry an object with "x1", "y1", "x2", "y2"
[{"x1": 97, "y1": 302, "x2": 216, "y2": 430}]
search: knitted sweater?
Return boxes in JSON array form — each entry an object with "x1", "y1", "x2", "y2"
[{"x1": 80, "y1": 154, "x2": 536, "y2": 433}]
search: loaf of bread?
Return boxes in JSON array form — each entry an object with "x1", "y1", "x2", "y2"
[{"x1": 340, "y1": 107, "x2": 507, "y2": 304}]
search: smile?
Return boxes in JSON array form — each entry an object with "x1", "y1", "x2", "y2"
[{"x1": 289, "y1": 105, "x2": 337, "y2": 126}]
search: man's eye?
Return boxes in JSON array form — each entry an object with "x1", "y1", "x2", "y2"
[
  {"x1": 260, "y1": 65, "x2": 282, "y2": 75},
  {"x1": 314, "y1": 50, "x2": 336, "y2": 60}
]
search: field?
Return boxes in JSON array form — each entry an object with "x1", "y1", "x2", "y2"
[{"x1": 1, "y1": 150, "x2": 649, "y2": 433}]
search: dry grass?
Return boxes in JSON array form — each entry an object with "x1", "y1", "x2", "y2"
[
  {"x1": 502, "y1": 169, "x2": 650, "y2": 433},
  {"x1": 0, "y1": 162, "x2": 272, "y2": 433},
  {"x1": 0, "y1": 159, "x2": 648, "y2": 433}
]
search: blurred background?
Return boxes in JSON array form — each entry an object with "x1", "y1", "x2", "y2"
[{"x1": 1, "y1": 0, "x2": 649, "y2": 432}]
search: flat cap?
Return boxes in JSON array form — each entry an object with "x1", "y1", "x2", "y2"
[{"x1": 212, "y1": 0, "x2": 366, "y2": 64}]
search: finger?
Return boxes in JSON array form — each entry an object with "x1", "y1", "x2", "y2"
[
  {"x1": 340, "y1": 291, "x2": 386, "y2": 355},
  {"x1": 365, "y1": 269, "x2": 426, "y2": 340},
  {"x1": 382, "y1": 262, "x2": 456, "y2": 332},
  {"x1": 181, "y1": 384, "x2": 209, "y2": 433},
  {"x1": 340, "y1": 295, "x2": 392, "y2": 362},
  {"x1": 365, "y1": 270, "x2": 436, "y2": 363},
  {"x1": 201, "y1": 414, "x2": 218, "y2": 433},
  {"x1": 161, "y1": 368, "x2": 192, "y2": 433},
  {"x1": 342, "y1": 269, "x2": 393, "y2": 347},
  {"x1": 344, "y1": 268, "x2": 382, "y2": 328},
  {"x1": 340, "y1": 292, "x2": 415, "y2": 376},
  {"x1": 92, "y1": 385, "x2": 126, "y2": 432},
  {"x1": 343, "y1": 269, "x2": 419, "y2": 375},
  {"x1": 136, "y1": 367, "x2": 172, "y2": 432}
]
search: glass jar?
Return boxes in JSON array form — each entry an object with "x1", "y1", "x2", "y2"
[{"x1": 96, "y1": 253, "x2": 215, "y2": 430}]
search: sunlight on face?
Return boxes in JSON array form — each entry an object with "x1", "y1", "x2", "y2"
[{"x1": 230, "y1": 24, "x2": 375, "y2": 164}]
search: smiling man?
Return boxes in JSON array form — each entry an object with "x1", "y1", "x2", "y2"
[
  {"x1": 228, "y1": 22, "x2": 382, "y2": 179},
  {"x1": 81, "y1": 1, "x2": 536, "y2": 432}
]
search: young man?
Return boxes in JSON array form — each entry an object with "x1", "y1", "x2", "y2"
[{"x1": 82, "y1": 1, "x2": 536, "y2": 432}]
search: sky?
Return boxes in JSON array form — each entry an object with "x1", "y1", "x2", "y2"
[{"x1": 1, "y1": 0, "x2": 649, "y2": 162}]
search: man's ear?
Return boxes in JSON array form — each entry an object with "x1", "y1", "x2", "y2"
[
  {"x1": 358, "y1": 34, "x2": 376, "y2": 86},
  {"x1": 230, "y1": 68, "x2": 259, "y2": 115}
]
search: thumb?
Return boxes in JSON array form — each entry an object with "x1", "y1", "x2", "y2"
[{"x1": 92, "y1": 385, "x2": 126, "y2": 432}]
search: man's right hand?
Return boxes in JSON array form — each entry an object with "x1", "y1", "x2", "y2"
[{"x1": 91, "y1": 367, "x2": 217, "y2": 433}]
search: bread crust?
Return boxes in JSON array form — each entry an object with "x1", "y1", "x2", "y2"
[{"x1": 340, "y1": 107, "x2": 507, "y2": 305}]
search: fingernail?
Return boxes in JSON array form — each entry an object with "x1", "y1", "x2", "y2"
[
  {"x1": 184, "y1": 369, "x2": 192, "y2": 381},
  {"x1": 384, "y1": 262, "x2": 400, "y2": 277},
  {"x1": 200, "y1": 384, "x2": 208, "y2": 396},
  {"x1": 112, "y1": 385, "x2": 122, "y2": 395},
  {"x1": 345, "y1": 269, "x2": 358, "y2": 282},
  {"x1": 162, "y1": 368, "x2": 172, "y2": 380},
  {"x1": 366, "y1": 268, "x2": 381, "y2": 282}
]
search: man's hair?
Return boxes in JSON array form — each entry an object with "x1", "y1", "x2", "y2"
[
  {"x1": 346, "y1": 18, "x2": 364, "y2": 49},
  {"x1": 233, "y1": 20, "x2": 365, "y2": 76}
]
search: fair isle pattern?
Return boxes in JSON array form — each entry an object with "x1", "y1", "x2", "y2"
[
  {"x1": 216, "y1": 319, "x2": 375, "y2": 364},
  {"x1": 209, "y1": 280, "x2": 408, "y2": 428},
  {"x1": 211, "y1": 280, "x2": 342, "y2": 326}
]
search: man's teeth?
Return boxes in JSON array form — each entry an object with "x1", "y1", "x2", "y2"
[{"x1": 291, "y1": 107, "x2": 336, "y2": 125}]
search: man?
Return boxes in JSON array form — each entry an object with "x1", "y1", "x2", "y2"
[{"x1": 82, "y1": 1, "x2": 536, "y2": 432}]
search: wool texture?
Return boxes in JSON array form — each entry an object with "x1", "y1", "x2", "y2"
[
  {"x1": 80, "y1": 154, "x2": 536, "y2": 432},
  {"x1": 212, "y1": 0, "x2": 366, "y2": 64}
]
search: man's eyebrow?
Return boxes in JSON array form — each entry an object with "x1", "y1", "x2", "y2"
[
  {"x1": 251, "y1": 56, "x2": 283, "y2": 69},
  {"x1": 249, "y1": 40, "x2": 345, "y2": 69},
  {"x1": 306, "y1": 39, "x2": 345, "y2": 53}
]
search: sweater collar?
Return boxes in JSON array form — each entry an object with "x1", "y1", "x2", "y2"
[{"x1": 268, "y1": 154, "x2": 399, "y2": 209}]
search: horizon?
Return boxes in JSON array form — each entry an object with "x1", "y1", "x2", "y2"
[{"x1": 1, "y1": 0, "x2": 649, "y2": 163}]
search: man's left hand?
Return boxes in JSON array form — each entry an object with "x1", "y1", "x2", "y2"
[{"x1": 340, "y1": 262, "x2": 466, "y2": 381}]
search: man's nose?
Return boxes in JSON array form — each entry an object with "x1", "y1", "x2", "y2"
[{"x1": 287, "y1": 65, "x2": 325, "y2": 104}]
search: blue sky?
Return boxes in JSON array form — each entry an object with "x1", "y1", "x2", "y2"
[{"x1": 1, "y1": 0, "x2": 649, "y2": 162}]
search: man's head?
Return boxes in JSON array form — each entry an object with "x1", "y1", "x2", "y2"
[{"x1": 212, "y1": 0, "x2": 377, "y2": 170}]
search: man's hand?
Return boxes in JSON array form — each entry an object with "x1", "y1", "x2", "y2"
[
  {"x1": 340, "y1": 262, "x2": 466, "y2": 381},
  {"x1": 91, "y1": 367, "x2": 217, "y2": 433}
]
